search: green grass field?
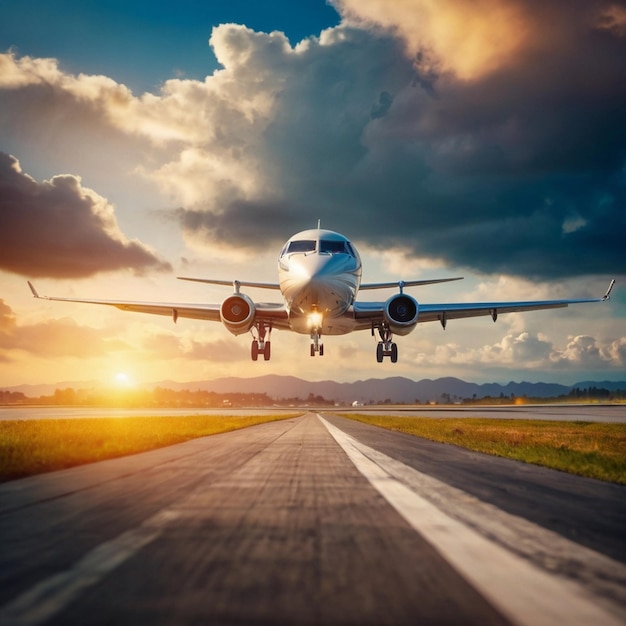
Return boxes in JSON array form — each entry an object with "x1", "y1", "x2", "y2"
[
  {"x1": 2, "y1": 413, "x2": 625, "y2": 485},
  {"x1": 339, "y1": 414, "x2": 626, "y2": 484},
  {"x1": 0, "y1": 414, "x2": 299, "y2": 482}
]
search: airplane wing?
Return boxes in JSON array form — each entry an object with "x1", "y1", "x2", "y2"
[
  {"x1": 353, "y1": 280, "x2": 615, "y2": 328},
  {"x1": 27, "y1": 282, "x2": 290, "y2": 326}
]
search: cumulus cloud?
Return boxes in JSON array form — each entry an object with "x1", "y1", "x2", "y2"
[
  {"x1": 1, "y1": 1, "x2": 625, "y2": 279},
  {"x1": 0, "y1": 153, "x2": 170, "y2": 277},
  {"x1": 415, "y1": 330, "x2": 626, "y2": 371},
  {"x1": 550, "y1": 334, "x2": 625, "y2": 368},
  {"x1": 334, "y1": 0, "x2": 531, "y2": 80}
]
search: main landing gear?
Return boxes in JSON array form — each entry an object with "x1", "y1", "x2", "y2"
[
  {"x1": 374, "y1": 323, "x2": 398, "y2": 363},
  {"x1": 250, "y1": 321, "x2": 272, "y2": 361}
]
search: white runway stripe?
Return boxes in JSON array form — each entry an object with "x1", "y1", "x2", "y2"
[
  {"x1": 0, "y1": 510, "x2": 182, "y2": 626},
  {"x1": 319, "y1": 415, "x2": 625, "y2": 626}
]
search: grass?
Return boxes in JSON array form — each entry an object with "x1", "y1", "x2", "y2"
[
  {"x1": 339, "y1": 414, "x2": 626, "y2": 484},
  {"x1": 0, "y1": 413, "x2": 299, "y2": 482}
]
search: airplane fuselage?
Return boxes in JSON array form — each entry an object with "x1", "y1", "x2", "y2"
[{"x1": 278, "y1": 229, "x2": 362, "y2": 336}]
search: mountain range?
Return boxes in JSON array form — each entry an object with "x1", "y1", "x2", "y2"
[{"x1": 4, "y1": 376, "x2": 625, "y2": 404}]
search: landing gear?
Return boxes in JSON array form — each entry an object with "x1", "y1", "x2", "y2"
[
  {"x1": 250, "y1": 321, "x2": 272, "y2": 361},
  {"x1": 310, "y1": 329, "x2": 324, "y2": 356},
  {"x1": 374, "y1": 323, "x2": 398, "y2": 363}
]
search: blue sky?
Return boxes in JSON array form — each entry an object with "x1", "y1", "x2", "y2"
[
  {"x1": 1, "y1": 1, "x2": 339, "y2": 93},
  {"x1": 1, "y1": 0, "x2": 625, "y2": 387}
]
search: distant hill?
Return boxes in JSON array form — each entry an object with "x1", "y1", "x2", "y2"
[
  {"x1": 141, "y1": 375, "x2": 623, "y2": 404},
  {"x1": 2, "y1": 376, "x2": 625, "y2": 404}
]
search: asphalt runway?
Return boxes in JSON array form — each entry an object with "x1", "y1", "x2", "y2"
[{"x1": 1, "y1": 413, "x2": 624, "y2": 625}]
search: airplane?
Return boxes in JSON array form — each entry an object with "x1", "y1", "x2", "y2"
[{"x1": 28, "y1": 227, "x2": 615, "y2": 363}]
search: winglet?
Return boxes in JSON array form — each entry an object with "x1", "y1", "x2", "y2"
[
  {"x1": 603, "y1": 279, "x2": 616, "y2": 301},
  {"x1": 27, "y1": 281, "x2": 40, "y2": 298}
]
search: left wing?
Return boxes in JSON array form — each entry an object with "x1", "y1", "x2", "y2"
[
  {"x1": 27, "y1": 281, "x2": 288, "y2": 325},
  {"x1": 354, "y1": 280, "x2": 615, "y2": 327}
]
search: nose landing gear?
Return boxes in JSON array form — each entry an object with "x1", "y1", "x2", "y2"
[{"x1": 310, "y1": 329, "x2": 324, "y2": 356}]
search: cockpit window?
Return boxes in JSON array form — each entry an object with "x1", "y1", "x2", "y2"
[
  {"x1": 286, "y1": 240, "x2": 316, "y2": 254},
  {"x1": 320, "y1": 239, "x2": 348, "y2": 254}
]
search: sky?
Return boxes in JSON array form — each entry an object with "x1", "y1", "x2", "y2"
[{"x1": 1, "y1": 0, "x2": 625, "y2": 389}]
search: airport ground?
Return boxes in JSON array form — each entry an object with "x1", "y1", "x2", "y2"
[{"x1": 0, "y1": 407, "x2": 625, "y2": 626}]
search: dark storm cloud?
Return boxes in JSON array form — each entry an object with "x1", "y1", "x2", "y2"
[
  {"x1": 181, "y1": 4, "x2": 626, "y2": 279},
  {"x1": 0, "y1": 153, "x2": 171, "y2": 278}
]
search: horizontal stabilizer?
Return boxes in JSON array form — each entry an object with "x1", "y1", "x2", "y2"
[
  {"x1": 177, "y1": 277, "x2": 281, "y2": 290},
  {"x1": 359, "y1": 277, "x2": 464, "y2": 290}
]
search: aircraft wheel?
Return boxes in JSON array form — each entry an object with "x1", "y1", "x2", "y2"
[
  {"x1": 376, "y1": 343, "x2": 384, "y2": 363},
  {"x1": 251, "y1": 341, "x2": 259, "y2": 361},
  {"x1": 390, "y1": 343, "x2": 398, "y2": 363},
  {"x1": 264, "y1": 341, "x2": 271, "y2": 361},
  {"x1": 310, "y1": 344, "x2": 315, "y2": 357},
  {"x1": 319, "y1": 344, "x2": 324, "y2": 356}
]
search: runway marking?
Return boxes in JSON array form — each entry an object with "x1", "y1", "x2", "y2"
[
  {"x1": 0, "y1": 510, "x2": 182, "y2": 626},
  {"x1": 319, "y1": 415, "x2": 625, "y2": 626}
]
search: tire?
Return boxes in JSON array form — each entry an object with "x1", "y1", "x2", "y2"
[
  {"x1": 251, "y1": 341, "x2": 259, "y2": 361},
  {"x1": 376, "y1": 343, "x2": 384, "y2": 363},
  {"x1": 391, "y1": 343, "x2": 398, "y2": 363},
  {"x1": 264, "y1": 342, "x2": 271, "y2": 361}
]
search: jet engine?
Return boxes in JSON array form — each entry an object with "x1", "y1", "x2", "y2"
[
  {"x1": 383, "y1": 293, "x2": 419, "y2": 335},
  {"x1": 220, "y1": 294, "x2": 256, "y2": 335}
]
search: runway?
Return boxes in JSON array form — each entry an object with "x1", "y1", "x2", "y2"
[{"x1": 1, "y1": 413, "x2": 624, "y2": 625}]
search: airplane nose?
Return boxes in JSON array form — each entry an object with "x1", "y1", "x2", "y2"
[
  {"x1": 289, "y1": 254, "x2": 335, "y2": 282},
  {"x1": 281, "y1": 251, "x2": 359, "y2": 317}
]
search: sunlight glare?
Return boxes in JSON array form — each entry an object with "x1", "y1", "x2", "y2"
[{"x1": 115, "y1": 372, "x2": 132, "y2": 387}]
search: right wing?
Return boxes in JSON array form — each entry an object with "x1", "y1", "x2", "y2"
[
  {"x1": 353, "y1": 280, "x2": 615, "y2": 328},
  {"x1": 27, "y1": 282, "x2": 289, "y2": 326}
]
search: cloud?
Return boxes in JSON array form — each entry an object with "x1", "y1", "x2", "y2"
[
  {"x1": 415, "y1": 330, "x2": 626, "y2": 371},
  {"x1": 0, "y1": 153, "x2": 171, "y2": 277},
  {"x1": 164, "y1": 10, "x2": 625, "y2": 277},
  {"x1": 333, "y1": 0, "x2": 531, "y2": 80},
  {"x1": 142, "y1": 332, "x2": 248, "y2": 363},
  {"x1": 0, "y1": 299, "x2": 125, "y2": 358},
  {"x1": 550, "y1": 334, "x2": 626, "y2": 368}
]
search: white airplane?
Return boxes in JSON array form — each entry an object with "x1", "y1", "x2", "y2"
[{"x1": 28, "y1": 227, "x2": 615, "y2": 363}]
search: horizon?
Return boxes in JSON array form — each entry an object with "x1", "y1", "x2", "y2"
[{"x1": 4, "y1": 372, "x2": 626, "y2": 394}]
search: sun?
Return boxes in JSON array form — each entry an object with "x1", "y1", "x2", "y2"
[{"x1": 114, "y1": 372, "x2": 132, "y2": 387}]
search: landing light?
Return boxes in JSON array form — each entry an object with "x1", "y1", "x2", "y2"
[{"x1": 308, "y1": 311, "x2": 323, "y2": 329}]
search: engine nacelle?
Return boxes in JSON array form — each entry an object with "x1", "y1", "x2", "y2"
[
  {"x1": 383, "y1": 293, "x2": 419, "y2": 335},
  {"x1": 220, "y1": 294, "x2": 255, "y2": 335}
]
